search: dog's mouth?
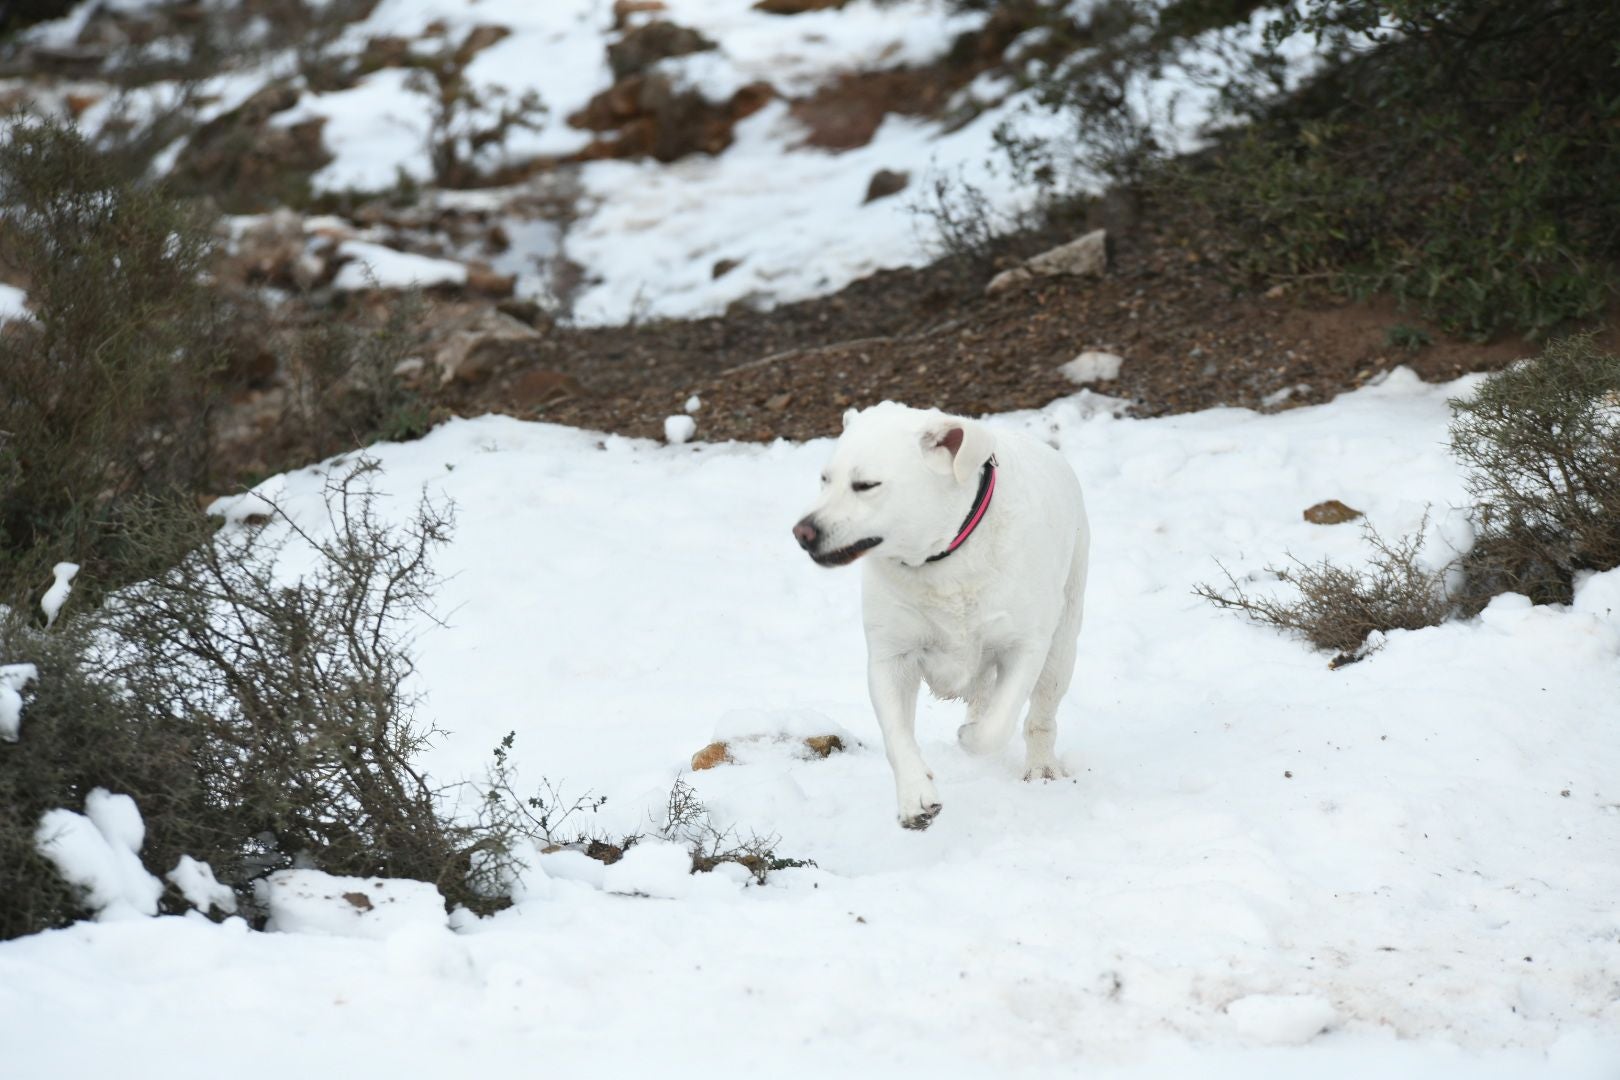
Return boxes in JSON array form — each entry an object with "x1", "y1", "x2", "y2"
[{"x1": 812, "y1": 536, "x2": 882, "y2": 567}]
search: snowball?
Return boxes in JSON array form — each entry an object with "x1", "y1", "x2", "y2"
[
  {"x1": 602, "y1": 841, "x2": 693, "y2": 899},
  {"x1": 1059, "y1": 351, "x2": 1124, "y2": 385},
  {"x1": 35, "y1": 789, "x2": 163, "y2": 921},
  {"x1": 1224, "y1": 993, "x2": 1337, "y2": 1045},
  {"x1": 256, "y1": 869, "x2": 448, "y2": 938},
  {"x1": 684, "y1": 395, "x2": 702, "y2": 414},
  {"x1": 664, "y1": 415, "x2": 697, "y2": 444},
  {"x1": 0, "y1": 662, "x2": 38, "y2": 742},
  {"x1": 41, "y1": 561, "x2": 78, "y2": 628},
  {"x1": 167, "y1": 855, "x2": 238, "y2": 915}
]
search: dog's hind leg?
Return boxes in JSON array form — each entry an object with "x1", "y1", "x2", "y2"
[
  {"x1": 957, "y1": 646, "x2": 1045, "y2": 757},
  {"x1": 1025, "y1": 542, "x2": 1087, "y2": 780}
]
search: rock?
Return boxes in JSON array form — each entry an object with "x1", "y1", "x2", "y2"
[
  {"x1": 613, "y1": 0, "x2": 667, "y2": 27},
  {"x1": 506, "y1": 369, "x2": 582, "y2": 408},
  {"x1": 691, "y1": 741, "x2": 733, "y2": 770},
  {"x1": 986, "y1": 229, "x2": 1107, "y2": 297},
  {"x1": 496, "y1": 298, "x2": 547, "y2": 326},
  {"x1": 1059, "y1": 351, "x2": 1124, "y2": 385},
  {"x1": 607, "y1": 20, "x2": 716, "y2": 79},
  {"x1": 864, "y1": 168, "x2": 910, "y2": 203},
  {"x1": 1025, "y1": 228, "x2": 1108, "y2": 279},
  {"x1": 801, "y1": 735, "x2": 845, "y2": 759},
  {"x1": 465, "y1": 265, "x2": 516, "y2": 298},
  {"x1": 455, "y1": 24, "x2": 510, "y2": 65},
  {"x1": 765, "y1": 392, "x2": 794, "y2": 411},
  {"x1": 64, "y1": 92, "x2": 101, "y2": 118},
  {"x1": 432, "y1": 309, "x2": 543, "y2": 387},
  {"x1": 572, "y1": 74, "x2": 770, "y2": 163},
  {"x1": 755, "y1": 0, "x2": 849, "y2": 12},
  {"x1": 359, "y1": 35, "x2": 411, "y2": 71},
  {"x1": 985, "y1": 266, "x2": 1034, "y2": 296},
  {"x1": 1303, "y1": 500, "x2": 1364, "y2": 525},
  {"x1": 712, "y1": 257, "x2": 741, "y2": 279}
]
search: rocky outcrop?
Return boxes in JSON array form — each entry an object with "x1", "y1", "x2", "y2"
[{"x1": 986, "y1": 228, "x2": 1108, "y2": 296}]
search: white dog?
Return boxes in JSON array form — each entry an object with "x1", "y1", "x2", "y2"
[{"x1": 794, "y1": 402, "x2": 1089, "y2": 829}]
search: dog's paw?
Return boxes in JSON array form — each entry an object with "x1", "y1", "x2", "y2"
[
  {"x1": 957, "y1": 720, "x2": 1007, "y2": 756},
  {"x1": 898, "y1": 802, "x2": 943, "y2": 831},
  {"x1": 1023, "y1": 761, "x2": 1069, "y2": 782}
]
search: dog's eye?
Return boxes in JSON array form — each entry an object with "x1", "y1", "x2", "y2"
[{"x1": 851, "y1": 480, "x2": 881, "y2": 493}]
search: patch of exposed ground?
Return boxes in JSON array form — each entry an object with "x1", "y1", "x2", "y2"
[{"x1": 445, "y1": 220, "x2": 1564, "y2": 446}]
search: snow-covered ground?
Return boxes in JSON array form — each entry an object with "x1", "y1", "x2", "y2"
[
  {"x1": 13, "y1": 0, "x2": 1336, "y2": 323},
  {"x1": 4, "y1": 371, "x2": 1619, "y2": 1076}
]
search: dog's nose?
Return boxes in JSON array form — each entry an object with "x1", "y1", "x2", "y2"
[{"x1": 793, "y1": 517, "x2": 820, "y2": 551}]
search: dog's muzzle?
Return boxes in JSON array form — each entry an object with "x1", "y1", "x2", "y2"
[{"x1": 793, "y1": 517, "x2": 882, "y2": 567}]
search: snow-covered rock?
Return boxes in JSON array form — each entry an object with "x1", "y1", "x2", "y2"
[{"x1": 256, "y1": 870, "x2": 447, "y2": 938}]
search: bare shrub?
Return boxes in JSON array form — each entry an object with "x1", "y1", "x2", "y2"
[
  {"x1": 912, "y1": 169, "x2": 1030, "y2": 283},
  {"x1": 0, "y1": 459, "x2": 518, "y2": 938},
  {"x1": 654, "y1": 777, "x2": 813, "y2": 883},
  {"x1": 1449, "y1": 334, "x2": 1620, "y2": 611},
  {"x1": 1196, "y1": 519, "x2": 1455, "y2": 660}
]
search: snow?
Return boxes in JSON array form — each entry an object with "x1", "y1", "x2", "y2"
[
  {"x1": 166, "y1": 857, "x2": 236, "y2": 916},
  {"x1": 1061, "y1": 350, "x2": 1125, "y2": 384},
  {"x1": 40, "y1": 561, "x2": 78, "y2": 629},
  {"x1": 4, "y1": 371, "x2": 1619, "y2": 1075},
  {"x1": 0, "y1": 663, "x2": 37, "y2": 742},
  {"x1": 34, "y1": 790, "x2": 164, "y2": 922},
  {"x1": 601, "y1": 840, "x2": 696, "y2": 900},
  {"x1": 256, "y1": 870, "x2": 447, "y2": 939},
  {"x1": 331, "y1": 239, "x2": 469, "y2": 291},
  {"x1": 0, "y1": 283, "x2": 28, "y2": 321},
  {"x1": 663, "y1": 413, "x2": 696, "y2": 443}
]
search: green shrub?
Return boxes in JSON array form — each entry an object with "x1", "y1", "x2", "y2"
[
  {"x1": 0, "y1": 119, "x2": 228, "y2": 605},
  {"x1": 1171, "y1": 0, "x2": 1620, "y2": 339},
  {"x1": 1450, "y1": 334, "x2": 1620, "y2": 609}
]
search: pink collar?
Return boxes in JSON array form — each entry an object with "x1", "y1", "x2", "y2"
[{"x1": 925, "y1": 457, "x2": 996, "y2": 564}]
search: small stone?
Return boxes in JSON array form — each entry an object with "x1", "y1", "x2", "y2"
[
  {"x1": 765, "y1": 392, "x2": 794, "y2": 411},
  {"x1": 712, "y1": 258, "x2": 741, "y2": 279},
  {"x1": 1303, "y1": 500, "x2": 1364, "y2": 525},
  {"x1": 465, "y1": 266, "x2": 516, "y2": 298},
  {"x1": 801, "y1": 735, "x2": 845, "y2": 759},
  {"x1": 863, "y1": 168, "x2": 910, "y2": 203},
  {"x1": 691, "y1": 741, "x2": 733, "y2": 770},
  {"x1": 985, "y1": 266, "x2": 1034, "y2": 296}
]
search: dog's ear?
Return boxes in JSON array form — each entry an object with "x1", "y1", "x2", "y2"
[
  {"x1": 920, "y1": 420, "x2": 994, "y2": 484},
  {"x1": 842, "y1": 407, "x2": 859, "y2": 430}
]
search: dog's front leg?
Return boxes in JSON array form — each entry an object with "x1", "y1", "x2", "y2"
[{"x1": 868, "y1": 654, "x2": 941, "y2": 830}]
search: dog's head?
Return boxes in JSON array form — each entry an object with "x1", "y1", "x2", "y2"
[{"x1": 792, "y1": 402, "x2": 995, "y2": 568}]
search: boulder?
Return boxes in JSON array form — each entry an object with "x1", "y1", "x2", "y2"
[
  {"x1": 607, "y1": 20, "x2": 715, "y2": 79},
  {"x1": 864, "y1": 168, "x2": 910, "y2": 203}
]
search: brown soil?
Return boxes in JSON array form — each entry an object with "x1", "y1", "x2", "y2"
[{"x1": 452, "y1": 222, "x2": 1559, "y2": 445}]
